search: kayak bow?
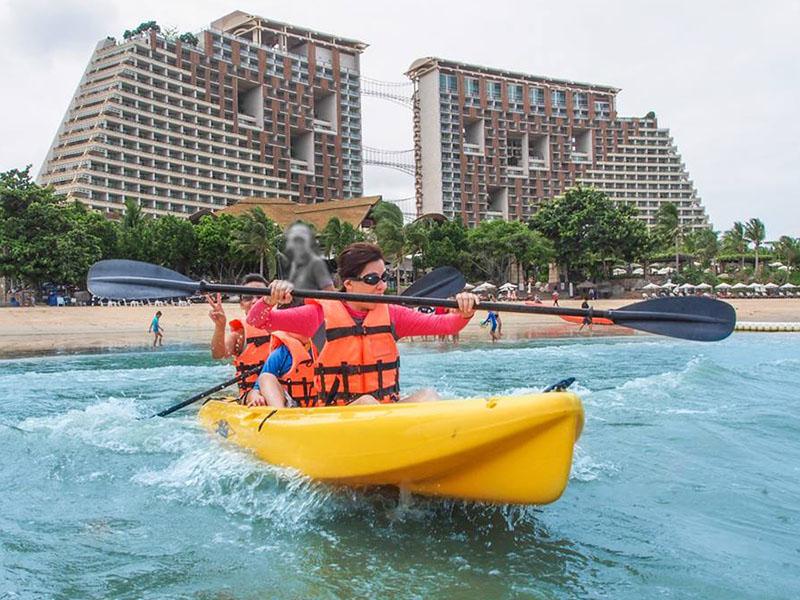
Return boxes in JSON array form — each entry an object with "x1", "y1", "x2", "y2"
[{"x1": 199, "y1": 392, "x2": 584, "y2": 505}]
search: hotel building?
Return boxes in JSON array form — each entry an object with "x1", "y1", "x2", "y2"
[
  {"x1": 38, "y1": 11, "x2": 366, "y2": 216},
  {"x1": 406, "y1": 57, "x2": 709, "y2": 229}
]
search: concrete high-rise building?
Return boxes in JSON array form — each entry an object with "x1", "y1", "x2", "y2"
[
  {"x1": 38, "y1": 11, "x2": 366, "y2": 217},
  {"x1": 407, "y1": 57, "x2": 709, "y2": 229}
]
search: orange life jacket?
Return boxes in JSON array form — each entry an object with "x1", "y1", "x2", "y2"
[
  {"x1": 268, "y1": 331, "x2": 317, "y2": 407},
  {"x1": 309, "y1": 299, "x2": 400, "y2": 405},
  {"x1": 233, "y1": 321, "x2": 272, "y2": 397}
]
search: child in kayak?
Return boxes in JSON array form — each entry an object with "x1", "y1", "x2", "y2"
[
  {"x1": 247, "y1": 243, "x2": 479, "y2": 406},
  {"x1": 148, "y1": 311, "x2": 164, "y2": 347},
  {"x1": 206, "y1": 274, "x2": 271, "y2": 399},
  {"x1": 245, "y1": 332, "x2": 316, "y2": 408}
]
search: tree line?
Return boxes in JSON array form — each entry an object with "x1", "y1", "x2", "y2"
[{"x1": 1, "y1": 167, "x2": 797, "y2": 295}]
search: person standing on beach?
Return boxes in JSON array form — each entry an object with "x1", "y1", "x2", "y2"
[
  {"x1": 148, "y1": 311, "x2": 164, "y2": 347},
  {"x1": 481, "y1": 297, "x2": 502, "y2": 342},
  {"x1": 552, "y1": 289, "x2": 560, "y2": 306},
  {"x1": 578, "y1": 297, "x2": 593, "y2": 333}
]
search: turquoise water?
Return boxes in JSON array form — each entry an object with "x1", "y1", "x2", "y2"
[{"x1": 1, "y1": 334, "x2": 799, "y2": 599}]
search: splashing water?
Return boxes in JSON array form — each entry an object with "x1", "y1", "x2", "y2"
[{"x1": 2, "y1": 335, "x2": 799, "y2": 599}]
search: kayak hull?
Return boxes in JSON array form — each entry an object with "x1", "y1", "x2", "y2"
[{"x1": 198, "y1": 392, "x2": 584, "y2": 505}]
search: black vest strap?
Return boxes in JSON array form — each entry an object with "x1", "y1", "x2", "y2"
[
  {"x1": 314, "y1": 358, "x2": 400, "y2": 377},
  {"x1": 325, "y1": 324, "x2": 393, "y2": 342},
  {"x1": 279, "y1": 377, "x2": 316, "y2": 406},
  {"x1": 245, "y1": 334, "x2": 271, "y2": 347}
]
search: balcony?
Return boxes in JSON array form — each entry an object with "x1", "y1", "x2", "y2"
[
  {"x1": 485, "y1": 210, "x2": 505, "y2": 221},
  {"x1": 506, "y1": 165, "x2": 526, "y2": 178},
  {"x1": 463, "y1": 142, "x2": 482, "y2": 155},
  {"x1": 571, "y1": 151, "x2": 591, "y2": 163},
  {"x1": 312, "y1": 118, "x2": 335, "y2": 133},
  {"x1": 290, "y1": 158, "x2": 313, "y2": 174},
  {"x1": 529, "y1": 157, "x2": 548, "y2": 171}
]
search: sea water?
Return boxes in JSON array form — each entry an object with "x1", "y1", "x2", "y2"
[{"x1": 1, "y1": 334, "x2": 798, "y2": 599}]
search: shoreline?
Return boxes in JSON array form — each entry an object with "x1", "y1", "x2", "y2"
[{"x1": 1, "y1": 298, "x2": 797, "y2": 358}]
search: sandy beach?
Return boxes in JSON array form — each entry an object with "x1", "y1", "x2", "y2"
[{"x1": 1, "y1": 298, "x2": 797, "y2": 357}]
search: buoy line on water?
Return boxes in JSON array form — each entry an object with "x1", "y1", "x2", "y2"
[{"x1": 735, "y1": 322, "x2": 800, "y2": 332}]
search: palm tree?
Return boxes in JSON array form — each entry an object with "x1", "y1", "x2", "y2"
[
  {"x1": 235, "y1": 208, "x2": 281, "y2": 277},
  {"x1": 319, "y1": 217, "x2": 365, "y2": 259},
  {"x1": 744, "y1": 218, "x2": 766, "y2": 275},
  {"x1": 375, "y1": 220, "x2": 406, "y2": 290},
  {"x1": 722, "y1": 221, "x2": 747, "y2": 270},
  {"x1": 654, "y1": 202, "x2": 681, "y2": 272},
  {"x1": 773, "y1": 235, "x2": 800, "y2": 268}
]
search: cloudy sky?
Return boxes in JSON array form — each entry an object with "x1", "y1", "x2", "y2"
[{"x1": 1, "y1": 0, "x2": 798, "y2": 236}]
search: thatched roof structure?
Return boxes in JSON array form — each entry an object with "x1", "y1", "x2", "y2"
[{"x1": 190, "y1": 196, "x2": 382, "y2": 230}]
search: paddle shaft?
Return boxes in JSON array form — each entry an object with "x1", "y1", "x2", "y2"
[
  {"x1": 190, "y1": 281, "x2": 728, "y2": 326},
  {"x1": 152, "y1": 365, "x2": 260, "y2": 418}
]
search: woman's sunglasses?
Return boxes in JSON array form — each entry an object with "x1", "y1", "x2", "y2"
[{"x1": 350, "y1": 271, "x2": 390, "y2": 285}]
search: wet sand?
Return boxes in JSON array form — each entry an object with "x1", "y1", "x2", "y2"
[{"x1": 0, "y1": 298, "x2": 797, "y2": 356}]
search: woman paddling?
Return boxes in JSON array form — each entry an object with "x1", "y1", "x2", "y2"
[{"x1": 247, "y1": 243, "x2": 480, "y2": 406}]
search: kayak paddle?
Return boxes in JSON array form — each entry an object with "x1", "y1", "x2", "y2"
[
  {"x1": 88, "y1": 260, "x2": 735, "y2": 342},
  {"x1": 139, "y1": 265, "x2": 465, "y2": 418},
  {"x1": 146, "y1": 365, "x2": 261, "y2": 419}
]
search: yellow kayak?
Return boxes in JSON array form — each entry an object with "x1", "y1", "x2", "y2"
[{"x1": 198, "y1": 392, "x2": 584, "y2": 505}]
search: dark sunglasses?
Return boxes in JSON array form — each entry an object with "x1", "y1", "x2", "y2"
[{"x1": 350, "y1": 271, "x2": 390, "y2": 285}]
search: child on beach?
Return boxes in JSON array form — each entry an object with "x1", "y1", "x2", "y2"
[
  {"x1": 148, "y1": 311, "x2": 164, "y2": 347},
  {"x1": 481, "y1": 300, "x2": 502, "y2": 342}
]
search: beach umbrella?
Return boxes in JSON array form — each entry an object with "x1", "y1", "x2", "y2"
[
  {"x1": 715, "y1": 283, "x2": 732, "y2": 290},
  {"x1": 661, "y1": 281, "x2": 678, "y2": 289},
  {"x1": 641, "y1": 282, "x2": 662, "y2": 291},
  {"x1": 462, "y1": 283, "x2": 475, "y2": 291},
  {"x1": 695, "y1": 283, "x2": 712, "y2": 290},
  {"x1": 731, "y1": 282, "x2": 751, "y2": 290},
  {"x1": 778, "y1": 265, "x2": 789, "y2": 271},
  {"x1": 764, "y1": 282, "x2": 780, "y2": 289},
  {"x1": 780, "y1": 283, "x2": 797, "y2": 289},
  {"x1": 632, "y1": 267, "x2": 644, "y2": 275},
  {"x1": 499, "y1": 282, "x2": 517, "y2": 291},
  {"x1": 768, "y1": 261, "x2": 784, "y2": 268},
  {"x1": 472, "y1": 282, "x2": 497, "y2": 293},
  {"x1": 576, "y1": 280, "x2": 595, "y2": 290},
  {"x1": 612, "y1": 267, "x2": 627, "y2": 276}
]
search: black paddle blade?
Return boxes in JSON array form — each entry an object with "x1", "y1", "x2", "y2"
[
  {"x1": 610, "y1": 296, "x2": 736, "y2": 342},
  {"x1": 402, "y1": 266, "x2": 466, "y2": 299},
  {"x1": 88, "y1": 259, "x2": 199, "y2": 300}
]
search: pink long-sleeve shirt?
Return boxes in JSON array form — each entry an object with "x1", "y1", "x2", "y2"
[{"x1": 246, "y1": 297, "x2": 471, "y2": 339}]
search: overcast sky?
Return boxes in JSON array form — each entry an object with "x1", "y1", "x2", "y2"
[{"x1": 1, "y1": 0, "x2": 797, "y2": 237}]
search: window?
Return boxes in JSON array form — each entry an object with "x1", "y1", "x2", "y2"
[
  {"x1": 508, "y1": 84, "x2": 523, "y2": 103},
  {"x1": 573, "y1": 92, "x2": 588, "y2": 109},
  {"x1": 551, "y1": 90, "x2": 566, "y2": 107},
  {"x1": 529, "y1": 86, "x2": 544, "y2": 105},
  {"x1": 465, "y1": 77, "x2": 479, "y2": 97},
  {"x1": 440, "y1": 73, "x2": 457, "y2": 92},
  {"x1": 487, "y1": 81, "x2": 502, "y2": 100}
]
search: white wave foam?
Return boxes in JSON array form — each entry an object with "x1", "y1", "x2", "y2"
[
  {"x1": 17, "y1": 397, "x2": 200, "y2": 455},
  {"x1": 131, "y1": 442, "x2": 345, "y2": 527},
  {"x1": 570, "y1": 445, "x2": 618, "y2": 482}
]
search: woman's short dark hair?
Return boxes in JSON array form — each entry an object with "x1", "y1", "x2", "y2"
[
  {"x1": 241, "y1": 273, "x2": 268, "y2": 285},
  {"x1": 337, "y1": 243, "x2": 384, "y2": 281}
]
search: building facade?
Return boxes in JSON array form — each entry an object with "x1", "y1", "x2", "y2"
[
  {"x1": 407, "y1": 57, "x2": 709, "y2": 229},
  {"x1": 38, "y1": 11, "x2": 366, "y2": 217}
]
